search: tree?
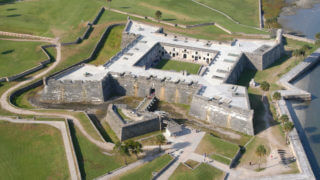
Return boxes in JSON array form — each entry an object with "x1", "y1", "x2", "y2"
[
  {"x1": 315, "y1": 32, "x2": 320, "y2": 40},
  {"x1": 255, "y1": 145, "x2": 267, "y2": 169},
  {"x1": 301, "y1": 44, "x2": 311, "y2": 51},
  {"x1": 273, "y1": 92, "x2": 281, "y2": 100},
  {"x1": 156, "y1": 134, "x2": 166, "y2": 152},
  {"x1": 107, "y1": 0, "x2": 112, "y2": 10},
  {"x1": 279, "y1": 114, "x2": 289, "y2": 126},
  {"x1": 125, "y1": 140, "x2": 143, "y2": 159},
  {"x1": 113, "y1": 142, "x2": 130, "y2": 164},
  {"x1": 260, "y1": 81, "x2": 270, "y2": 92},
  {"x1": 155, "y1": 10, "x2": 162, "y2": 22},
  {"x1": 283, "y1": 121, "x2": 294, "y2": 144}
]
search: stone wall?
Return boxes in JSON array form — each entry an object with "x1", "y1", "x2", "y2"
[
  {"x1": 108, "y1": 72, "x2": 199, "y2": 105},
  {"x1": 245, "y1": 43, "x2": 284, "y2": 70},
  {"x1": 105, "y1": 104, "x2": 161, "y2": 141},
  {"x1": 224, "y1": 53, "x2": 247, "y2": 84},
  {"x1": 189, "y1": 94, "x2": 254, "y2": 135},
  {"x1": 42, "y1": 77, "x2": 106, "y2": 103}
]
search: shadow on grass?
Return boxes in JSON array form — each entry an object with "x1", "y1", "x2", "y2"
[
  {"x1": 68, "y1": 120, "x2": 86, "y2": 179},
  {"x1": 87, "y1": 113, "x2": 114, "y2": 143},
  {"x1": 163, "y1": 18, "x2": 176, "y2": 22},
  {"x1": 0, "y1": 0, "x2": 15, "y2": 5},
  {"x1": 1, "y1": 49, "x2": 14, "y2": 54},
  {"x1": 6, "y1": 8, "x2": 16, "y2": 11},
  {"x1": 120, "y1": 6, "x2": 130, "y2": 9},
  {"x1": 6, "y1": 14, "x2": 21, "y2": 17}
]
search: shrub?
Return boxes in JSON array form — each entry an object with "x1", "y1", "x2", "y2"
[
  {"x1": 273, "y1": 92, "x2": 281, "y2": 100},
  {"x1": 260, "y1": 81, "x2": 270, "y2": 91}
]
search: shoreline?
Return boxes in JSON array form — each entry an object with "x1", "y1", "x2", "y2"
[
  {"x1": 275, "y1": 48, "x2": 320, "y2": 179},
  {"x1": 280, "y1": 0, "x2": 320, "y2": 16}
]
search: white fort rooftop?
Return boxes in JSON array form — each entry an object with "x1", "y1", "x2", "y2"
[{"x1": 56, "y1": 20, "x2": 277, "y2": 110}]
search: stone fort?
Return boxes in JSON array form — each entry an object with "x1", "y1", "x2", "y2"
[{"x1": 41, "y1": 19, "x2": 285, "y2": 136}]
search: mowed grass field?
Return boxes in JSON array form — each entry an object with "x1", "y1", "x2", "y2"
[
  {"x1": 0, "y1": 121, "x2": 69, "y2": 179},
  {"x1": 110, "y1": 0, "x2": 264, "y2": 34},
  {"x1": 197, "y1": 0, "x2": 259, "y2": 27},
  {"x1": 195, "y1": 133, "x2": 239, "y2": 159},
  {"x1": 0, "y1": 40, "x2": 47, "y2": 77},
  {"x1": 112, "y1": 154, "x2": 173, "y2": 180},
  {"x1": 90, "y1": 25, "x2": 125, "y2": 66},
  {"x1": 155, "y1": 59, "x2": 201, "y2": 74},
  {"x1": 0, "y1": 0, "x2": 104, "y2": 38},
  {"x1": 169, "y1": 163, "x2": 224, "y2": 180}
]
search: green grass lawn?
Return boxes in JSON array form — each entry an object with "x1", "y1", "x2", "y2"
[
  {"x1": 0, "y1": 0, "x2": 104, "y2": 39},
  {"x1": 90, "y1": 25, "x2": 125, "y2": 66},
  {"x1": 169, "y1": 163, "x2": 224, "y2": 180},
  {"x1": 210, "y1": 154, "x2": 231, "y2": 165},
  {"x1": 114, "y1": 154, "x2": 173, "y2": 180},
  {"x1": 0, "y1": 40, "x2": 47, "y2": 77},
  {"x1": 195, "y1": 133, "x2": 239, "y2": 159},
  {"x1": 155, "y1": 59, "x2": 201, "y2": 74},
  {"x1": 0, "y1": 121, "x2": 69, "y2": 179},
  {"x1": 184, "y1": 160, "x2": 200, "y2": 169},
  {"x1": 72, "y1": 112, "x2": 103, "y2": 142},
  {"x1": 110, "y1": 0, "x2": 265, "y2": 34},
  {"x1": 69, "y1": 123, "x2": 138, "y2": 179},
  {"x1": 197, "y1": 0, "x2": 259, "y2": 27}
]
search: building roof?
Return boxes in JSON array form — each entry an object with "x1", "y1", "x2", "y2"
[{"x1": 54, "y1": 20, "x2": 278, "y2": 110}]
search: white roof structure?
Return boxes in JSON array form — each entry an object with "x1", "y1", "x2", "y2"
[{"x1": 55, "y1": 20, "x2": 277, "y2": 110}]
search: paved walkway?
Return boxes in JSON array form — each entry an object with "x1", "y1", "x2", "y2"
[
  {"x1": 96, "y1": 152, "x2": 165, "y2": 180},
  {"x1": 157, "y1": 128, "x2": 205, "y2": 180},
  {"x1": 0, "y1": 116, "x2": 80, "y2": 180}
]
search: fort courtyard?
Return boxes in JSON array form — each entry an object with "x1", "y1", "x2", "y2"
[{"x1": 0, "y1": 0, "x2": 319, "y2": 179}]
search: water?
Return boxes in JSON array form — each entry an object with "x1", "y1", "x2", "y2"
[
  {"x1": 278, "y1": 3, "x2": 320, "y2": 39},
  {"x1": 287, "y1": 63, "x2": 320, "y2": 178}
]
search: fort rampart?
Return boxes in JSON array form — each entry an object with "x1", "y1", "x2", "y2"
[
  {"x1": 105, "y1": 104, "x2": 161, "y2": 141},
  {"x1": 189, "y1": 93, "x2": 254, "y2": 135}
]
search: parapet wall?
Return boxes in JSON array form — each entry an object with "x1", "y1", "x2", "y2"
[
  {"x1": 42, "y1": 78, "x2": 106, "y2": 103},
  {"x1": 189, "y1": 94, "x2": 254, "y2": 135},
  {"x1": 245, "y1": 42, "x2": 284, "y2": 70},
  {"x1": 109, "y1": 72, "x2": 199, "y2": 105},
  {"x1": 105, "y1": 104, "x2": 160, "y2": 141}
]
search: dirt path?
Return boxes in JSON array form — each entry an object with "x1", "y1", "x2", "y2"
[
  {"x1": 0, "y1": 36, "x2": 114, "y2": 151},
  {"x1": 0, "y1": 116, "x2": 81, "y2": 180}
]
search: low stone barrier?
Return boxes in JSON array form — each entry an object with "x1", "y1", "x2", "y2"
[
  {"x1": 151, "y1": 155, "x2": 178, "y2": 180},
  {"x1": 0, "y1": 31, "x2": 54, "y2": 41},
  {"x1": 277, "y1": 48, "x2": 320, "y2": 100},
  {"x1": 2, "y1": 45, "x2": 53, "y2": 82},
  {"x1": 283, "y1": 33, "x2": 316, "y2": 44}
]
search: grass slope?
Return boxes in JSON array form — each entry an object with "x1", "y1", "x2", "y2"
[
  {"x1": 111, "y1": 0, "x2": 265, "y2": 34},
  {"x1": 169, "y1": 163, "x2": 224, "y2": 180},
  {"x1": 0, "y1": 121, "x2": 69, "y2": 179},
  {"x1": 114, "y1": 154, "x2": 172, "y2": 180},
  {"x1": 197, "y1": 0, "x2": 259, "y2": 27},
  {"x1": 155, "y1": 59, "x2": 201, "y2": 74},
  {"x1": 0, "y1": 0, "x2": 104, "y2": 39},
  {"x1": 196, "y1": 133, "x2": 239, "y2": 159},
  {"x1": 0, "y1": 40, "x2": 47, "y2": 77},
  {"x1": 90, "y1": 25, "x2": 125, "y2": 65}
]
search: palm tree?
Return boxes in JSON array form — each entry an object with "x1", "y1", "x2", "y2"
[
  {"x1": 132, "y1": 141, "x2": 143, "y2": 159},
  {"x1": 283, "y1": 121, "x2": 294, "y2": 144},
  {"x1": 156, "y1": 134, "x2": 166, "y2": 152},
  {"x1": 272, "y1": 92, "x2": 281, "y2": 101},
  {"x1": 107, "y1": 0, "x2": 112, "y2": 10},
  {"x1": 155, "y1": 10, "x2": 162, "y2": 22},
  {"x1": 260, "y1": 81, "x2": 270, "y2": 92},
  {"x1": 113, "y1": 142, "x2": 130, "y2": 165},
  {"x1": 125, "y1": 140, "x2": 143, "y2": 159},
  {"x1": 315, "y1": 32, "x2": 320, "y2": 40},
  {"x1": 279, "y1": 114, "x2": 289, "y2": 126},
  {"x1": 255, "y1": 145, "x2": 267, "y2": 169}
]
